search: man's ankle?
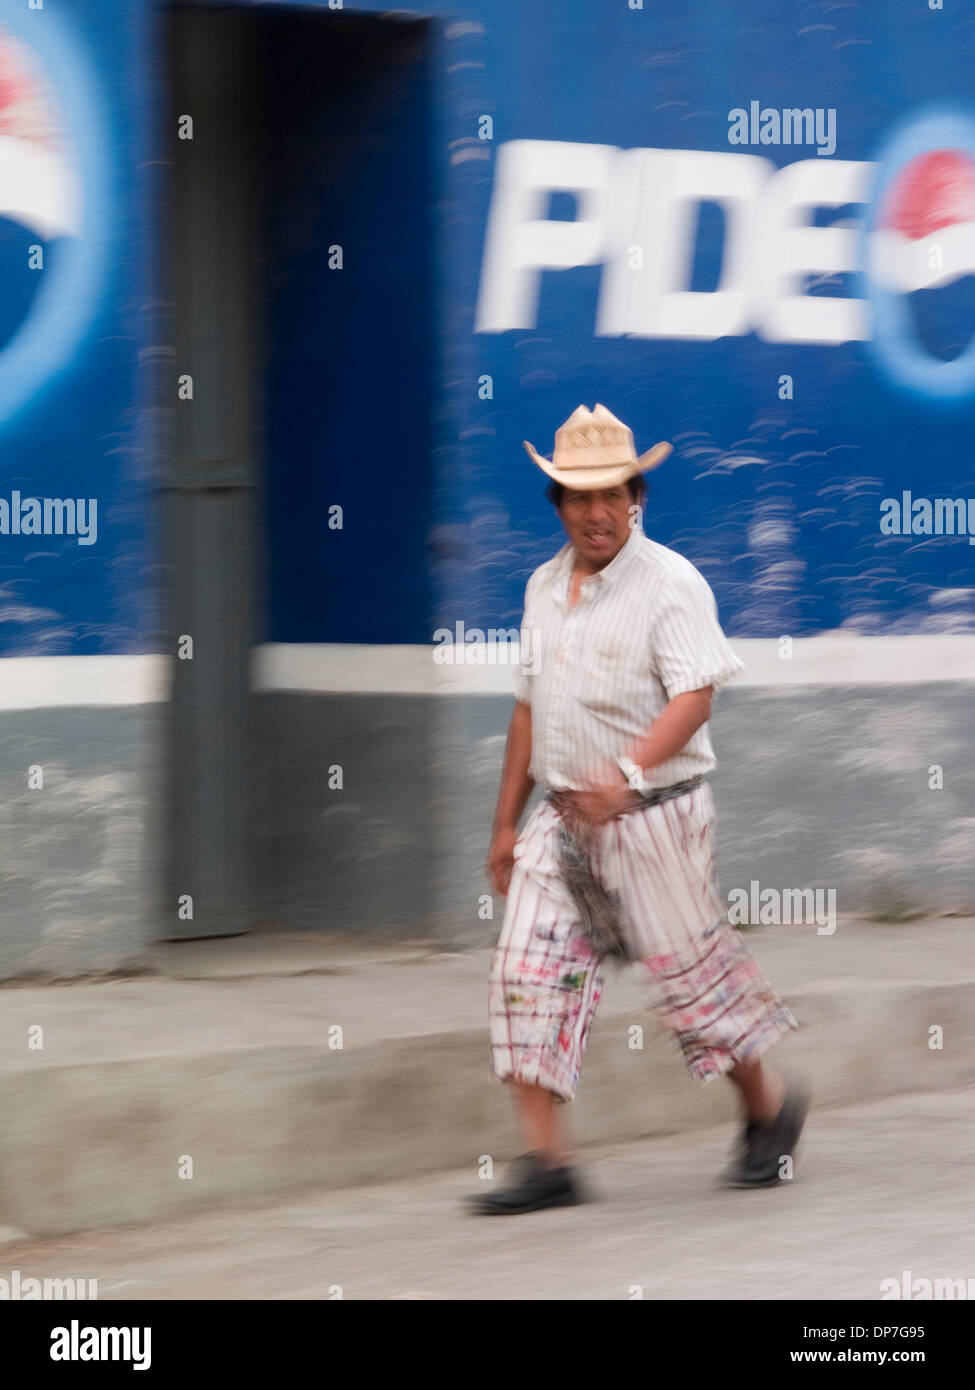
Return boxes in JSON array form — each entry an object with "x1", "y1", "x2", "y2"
[
  {"x1": 532, "y1": 1147, "x2": 567, "y2": 1169},
  {"x1": 750, "y1": 1073, "x2": 786, "y2": 1125}
]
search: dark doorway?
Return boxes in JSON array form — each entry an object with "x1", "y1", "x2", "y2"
[{"x1": 163, "y1": 2, "x2": 434, "y2": 939}]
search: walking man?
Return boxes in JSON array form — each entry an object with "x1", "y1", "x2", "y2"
[{"x1": 470, "y1": 403, "x2": 806, "y2": 1216}]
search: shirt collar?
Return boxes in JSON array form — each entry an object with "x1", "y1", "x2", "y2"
[{"x1": 552, "y1": 527, "x2": 642, "y2": 610}]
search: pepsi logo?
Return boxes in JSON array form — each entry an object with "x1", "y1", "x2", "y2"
[
  {"x1": 872, "y1": 149, "x2": 975, "y2": 293},
  {"x1": 0, "y1": 12, "x2": 106, "y2": 429},
  {"x1": 0, "y1": 27, "x2": 78, "y2": 234},
  {"x1": 862, "y1": 109, "x2": 975, "y2": 405}
]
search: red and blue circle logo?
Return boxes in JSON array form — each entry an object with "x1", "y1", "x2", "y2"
[
  {"x1": 0, "y1": 12, "x2": 109, "y2": 428},
  {"x1": 861, "y1": 108, "x2": 975, "y2": 406}
]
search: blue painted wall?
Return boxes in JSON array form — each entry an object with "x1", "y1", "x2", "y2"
[
  {"x1": 2, "y1": 0, "x2": 973, "y2": 654},
  {"x1": 446, "y1": 0, "x2": 975, "y2": 640},
  {"x1": 0, "y1": 0, "x2": 152, "y2": 655},
  {"x1": 264, "y1": 0, "x2": 975, "y2": 643}
]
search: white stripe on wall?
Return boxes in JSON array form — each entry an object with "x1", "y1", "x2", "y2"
[
  {"x1": 252, "y1": 636, "x2": 975, "y2": 694},
  {"x1": 0, "y1": 655, "x2": 171, "y2": 711},
  {"x1": 251, "y1": 643, "x2": 443, "y2": 694},
  {"x1": 0, "y1": 636, "x2": 971, "y2": 709}
]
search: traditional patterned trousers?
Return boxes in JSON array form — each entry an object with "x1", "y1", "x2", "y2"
[{"x1": 489, "y1": 782, "x2": 797, "y2": 1102}]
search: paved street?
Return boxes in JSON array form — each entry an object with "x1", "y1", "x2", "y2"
[{"x1": 3, "y1": 1087, "x2": 973, "y2": 1301}]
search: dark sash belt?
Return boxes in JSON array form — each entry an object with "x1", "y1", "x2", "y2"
[
  {"x1": 547, "y1": 773, "x2": 707, "y2": 816},
  {"x1": 546, "y1": 775, "x2": 708, "y2": 961}
]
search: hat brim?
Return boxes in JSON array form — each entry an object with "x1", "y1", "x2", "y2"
[{"x1": 522, "y1": 439, "x2": 672, "y2": 490}]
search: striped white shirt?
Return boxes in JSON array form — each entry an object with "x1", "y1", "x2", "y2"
[{"x1": 515, "y1": 527, "x2": 744, "y2": 792}]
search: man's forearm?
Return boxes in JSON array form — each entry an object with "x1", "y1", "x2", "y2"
[
  {"x1": 625, "y1": 687, "x2": 713, "y2": 772},
  {"x1": 493, "y1": 699, "x2": 535, "y2": 831}
]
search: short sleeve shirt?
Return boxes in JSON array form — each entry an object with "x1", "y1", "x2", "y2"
[{"x1": 515, "y1": 527, "x2": 744, "y2": 791}]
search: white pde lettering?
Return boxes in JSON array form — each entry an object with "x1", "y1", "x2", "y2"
[{"x1": 474, "y1": 140, "x2": 873, "y2": 345}]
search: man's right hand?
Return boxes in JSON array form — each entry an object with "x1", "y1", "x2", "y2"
[{"x1": 486, "y1": 825, "x2": 519, "y2": 897}]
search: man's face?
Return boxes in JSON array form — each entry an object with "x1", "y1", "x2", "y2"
[{"x1": 558, "y1": 483, "x2": 638, "y2": 567}]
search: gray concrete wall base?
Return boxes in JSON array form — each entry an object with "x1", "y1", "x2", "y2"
[
  {"x1": 0, "y1": 705, "x2": 167, "y2": 980},
  {"x1": 255, "y1": 692, "x2": 434, "y2": 934},
  {"x1": 426, "y1": 684, "x2": 975, "y2": 946}
]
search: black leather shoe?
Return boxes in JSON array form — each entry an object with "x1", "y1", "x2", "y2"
[
  {"x1": 466, "y1": 1152, "x2": 585, "y2": 1215},
  {"x1": 720, "y1": 1081, "x2": 810, "y2": 1188}
]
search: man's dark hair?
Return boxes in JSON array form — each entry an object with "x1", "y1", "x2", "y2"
[{"x1": 545, "y1": 474, "x2": 647, "y2": 509}]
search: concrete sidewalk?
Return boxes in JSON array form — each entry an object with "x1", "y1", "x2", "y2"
[
  {"x1": 1, "y1": 919, "x2": 973, "y2": 1239},
  {"x1": 5, "y1": 1088, "x2": 973, "y2": 1300}
]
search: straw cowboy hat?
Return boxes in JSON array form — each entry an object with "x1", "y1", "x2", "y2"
[{"x1": 523, "y1": 403, "x2": 672, "y2": 491}]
